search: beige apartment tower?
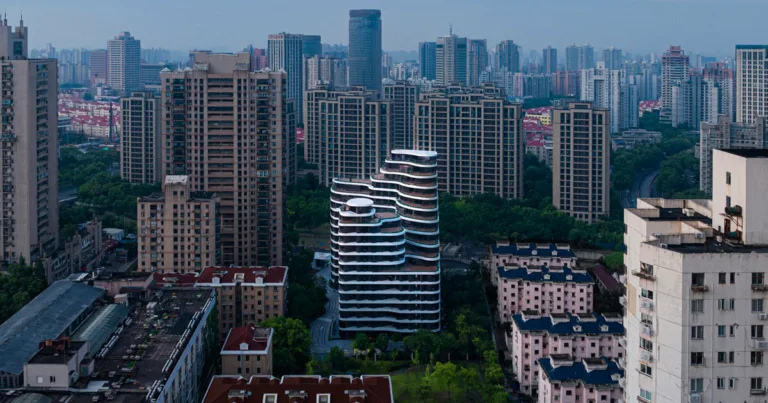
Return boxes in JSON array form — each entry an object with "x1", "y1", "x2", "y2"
[
  {"x1": 303, "y1": 86, "x2": 392, "y2": 186},
  {"x1": 552, "y1": 101, "x2": 610, "y2": 223},
  {"x1": 120, "y1": 91, "x2": 160, "y2": 184},
  {"x1": 735, "y1": 45, "x2": 768, "y2": 124},
  {"x1": 160, "y1": 52, "x2": 295, "y2": 266},
  {"x1": 0, "y1": 18, "x2": 59, "y2": 265},
  {"x1": 414, "y1": 85, "x2": 524, "y2": 198},
  {"x1": 137, "y1": 175, "x2": 220, "y2": 273}
]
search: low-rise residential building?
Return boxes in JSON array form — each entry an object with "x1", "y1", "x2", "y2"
[
  {"x1": 202, "y1": 375, "x2": 394, "y2": 403},
  {"x1": 537, "y1": 356, "x2": 624, "y2": 403},
  {"x1": 611, "y1": 129, "x2": 662, "y2": 151},
  {"x1": 137, "y1": 175, "x2": 221, "y2": 274},
  {"x1": 496, "y1": 266, "x2": 593, "y2": 323},
  {"x1": 524, "y1": 107, "x2": 553, "y2": 125},
  {"x1": 507, "y1": 312, "x2": 624, "y2": 395},
  {"x1": 23, "y1": 338, "x2": 91, "y2": 390},
  {"x1": 221, "y1": 325, "x2": 273, "y2": 377},
  {"x1": 195, "y1": 266, "x2": 288, "y2": 339},
  {"x1": 491, "y1": 242, "x2": 577, "y2": 286}
]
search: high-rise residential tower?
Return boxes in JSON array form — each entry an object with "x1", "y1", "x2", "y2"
[
  {"x1": 735, "y1": 45, "x2": 768, "y2": 124},
  {"x1": 89, "y1": 49, "x2": 107, "y2": 84},
  {"x1": 304, "y1": 55, "x2": 347, "y2": 92},
  {"x1": 107, "y1": 31, "x2": 141, "y2": 93},
  {"x1": 580, "y1": 63, "x2": 638, "y2": 132},
  {"x1": 348, "y1": 9, "x2": 382, "y2": 92},
  {"x1": 120, "y1": 91, "x2": 161, "y2": 184},
  {"x1": 565, "y1": 44, "x2": 579, "y2": 71},
  {"x1": 0, "y1": 17, "x2": 59, "y2": 266},
  {"x1": 330, "y1": 150, "x2": 441, "y2": 333},
  {"x1": 301, "y1": 35, "x2": 322, "y2": 58},
  {"x1": 553, "y1": 102, "x2": 610, "y2": 223},
  {"x1": 466, "y1": 39, "x2": 488, "y2": 87},
  {"x1": 160, "y1": 52, "x2": 295, "y2": 266},
  {"x1": 304, "y1": 87, "x2": 392, "y2": 186},
  {"x1": 418, "y1": 41, "x2": 437, "y2": 81},
  {"x1": 436, "y1": 34, "x2": 467, "y2": 86},
  {"x1": 414, "y1": 85, "x2": 524, "y2": 198},
  {"x1": 703, "y1": 62, "x2": 735, "y2": 122},
  {"x1": 661, "y1": 45, "x2": 690, "y2": 121},
  {"x1": 565, "y1": 43, "x2": 595, "y2": 71},
  {"x1": 543, "y1": 46, "x2": 557, "y2": 74},
  {"x1": 384, "y1": 81, "x2": 419, "y2": 150},
  {"x1": 622, "y1": 149, "x2": 768, "y2": 403},
  {"x1": 603, "y1": 46, "x2": 623, "y2": 70},
  {"x1": 495, "y1": 40, "x2": 520, "y2": 73},
  {"x1": 269, "y1": 33, "x2": 304, "y2": 123}
]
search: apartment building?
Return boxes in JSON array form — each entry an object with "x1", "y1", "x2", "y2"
[
  {"x1": 436, "y1": 34, "x2": 467, "y2": 86},
  {"x1": 0, "y1": 18, "x2": 59, "y2": 266},
  {"x1": 106, "y1": 31, "x2": 141, "y2": 93},
  {"x1": 552, "y1": 102, "x2": 610, "y2": 223},
  {"x1": 736, "y1": 45, "x2": 768, "y2": 124},
  {"x1": 580, "y1": 63, "x2": 638, "y2": 132},
  {"x1": 383, "y1": 81, "x2": 418, "y2": 150},
  {"x1": 414, "y1": 85, "x2": 524, "y2": 198},
  {"x1": 699, "y1": 115, "x2": 768, "y2": 193},
  {"x1": 120, "y1": 91, "x2": 160, "y2": 184},
  {"x1": 303, "y1": 87, "x2": 392, "y2": 186},
  {"x1": 160, "y1": 52, "x2": 294, "y2": 266},
  {"x1": 703, "y1": 62, "x2": 735, "y2": 122},
  {"x1": 537, "y1": 356, "x2": 624, "y2": 403},
  {"x1": 418, "y1": 41, "x2": 437, "y2": 81},
  {"x1": 203, "y1": 375, "x2": 394, "y2": 403},
  {"x1": 490, "y1": 241, "x2": 577, "y2": 286},
  {"x1": 552, "y1": 70, "x2": 580, "y2": 97},
  {"x1": 220, "y1": 325, "x2": 273, "y2": 376},
  {"x1": 467, "y1": 39, "x2": 488, "y2": 87},
  {"x1": 195, "y1": 265, "x2": 288, "y2": 339},
  {"x1": 495, "y1": 40, "x2": 521, "y2": 73},
  {"x1": 661, "y1": 45, "x2": 690, "y2": 122},
  {"x1": 330, "y1": 150, "x2": 441, "y2": 333},
  {"x1": 268, "y1": 33, "x2": 304, "y2": 123},
  {"x1": 137, "y1": 175, "x2": 220, "y2": 273},
  {"x1": 513, "y1": 73, "x2": 552, "y2": 99},
  {"x1": 303, "y1": 55, "x2": 347, "y2": 92},
  {"x1": 543, "y1": 46, "x2": 557, "y2": 74},
  {"x1": 622, "y1": 148, "x2": 768, "y2": 403},
  {"x1": 508, "y1": 312, "x2": 624, "y2": 395}
]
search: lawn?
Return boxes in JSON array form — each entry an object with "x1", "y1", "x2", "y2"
[{"x1": 391, "y1": 363, "x2": 485, "y2": 403}]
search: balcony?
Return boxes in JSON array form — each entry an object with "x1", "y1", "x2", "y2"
[
  {"x1": 632, "y1": 268, "x2": 656, "y2": 281},
  {"x1": 753, "y1": 284, "x2": 768, "y2": 292},
  {"x1": 751, "y1": 390, "x2": 767, "y2": 396},
  {"x1": 691, "y1": 284, "x2": 709, "y2": 293}
]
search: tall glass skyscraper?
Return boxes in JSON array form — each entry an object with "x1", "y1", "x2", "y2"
[{"x1": 348, "y1": 9, "x2": 382, "y2": 92}]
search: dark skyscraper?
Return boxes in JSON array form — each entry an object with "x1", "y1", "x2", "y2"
[
  {"x1": 494, "y1": 40, "x2": 520, "y2": 73},
  {"x1": 348, "y1": 9, "x2": 382, "y2": 92},
  {"x1": 543, "y1": 46, "x2": 557, "y2": 74},
  {"x1": 302, "y1": 35, "x2": 322, "y2": 58},
  {"x1": 418, "y1": 41, "x2": 437, "y2": 80}
]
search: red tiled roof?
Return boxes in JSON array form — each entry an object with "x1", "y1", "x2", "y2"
[
  {"x1": 222, "y1": 325, "x2": 272, "y2": 353},
  {"x1": 153, "y1": 272, "x2": 199, "y2": 288},
  {"x1": 196, "y1": 266, "x2": 288, "y2": 285},
  {"x1": 202, "y1": 375, "x2": 394, "y2": 403}
]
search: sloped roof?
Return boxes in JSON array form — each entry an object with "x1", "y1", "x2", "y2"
[{"x1": 512, "y1": 312, "x2": 624, "y2": 335}]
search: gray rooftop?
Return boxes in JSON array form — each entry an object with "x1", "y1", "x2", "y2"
[{"x1": 0, "y1": 280, "x2": 104, "y2": 375}]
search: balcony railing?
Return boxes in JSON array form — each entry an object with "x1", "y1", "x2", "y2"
[
  {"x1": 753, "y1": 284, "x2": 768, "y2": 292},
  {"x1": 691, "y1": 285, "x2": 709, "y2": 292}
]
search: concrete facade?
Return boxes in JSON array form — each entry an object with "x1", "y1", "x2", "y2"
[
  {"x1": 436, "y1": 34, "x2": 467, "y2": 86},
  {"x1": 107, "y1": 32, "x2": 141, "y2": 93},
  {"x1": 736, "y1": 45, "x2": 768, "y2": 124},
  {"x1": 120, "y1": 91, "x2": 160, "y2": 184},
  {"x1": 383, "y1": 81, "x2": 418, "y2": 150},
  {"x1": 699, "y1": 116, "x2": 768, "y2": 194}
]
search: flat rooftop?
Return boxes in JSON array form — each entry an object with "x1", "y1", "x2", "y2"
[
  {"x1": 646, "y1": 207, "x2": 710, "y2": 223},
  {"x1": 719, "y1": 148, "x2": 768, "y2": 158},
  {"x1": 27, "y1": 341, "x2": 88, "y2": 365},
  {"x1": 660, "y1": 238, "x2": 768, "y2": 254},
  {"x1": 92, "y1": 289, "x2": 213, "y2": 388}
]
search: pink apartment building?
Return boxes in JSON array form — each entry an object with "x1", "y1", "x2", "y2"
[
  {"x1": 491, "y1": 242, "x2": 578, "y2": 286},
  {"x1": 507, "y1": 312, "x2": 624, "y2": 395},
  {"x1": 537, "y1": 356, "x2": 624, "y2": 403}
]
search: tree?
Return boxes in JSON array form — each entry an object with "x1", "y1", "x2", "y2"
[
  {"x1": 286, "y1": 250, "x2": 327, "y2": 326},
  {"x1": 374, "y1": 333, "x2": 389, "y2": 352},
  {"x1": 261, "y1": 316, "x2": 311, "y2": 375},
  {"x1": 353, "y1": 332, "x2": 370, "y2": 353},
  {"x1": 427, "y1": 362, "x2": 460, "y2": 400},
  {"x1": 404, "y1": 330, "x2": 441, "y2": 363},
  {"x1": 0, "y1": 257, "x2": 49, "y2": 324},
  {"x1": 458, "y1": 366, "x2": 480, "y2": 399}
]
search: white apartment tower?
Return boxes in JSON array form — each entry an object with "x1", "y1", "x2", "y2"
[
  {"x1": 735, "y1": 45, "x2": 768, "y2": 124},
  {"x1": 107, "y1": 31, "x2": 141, "y2": 93},
  {"x1": 623, "y1": 148, "x2": 768, "y2": 403},
  {"x1": 580, "y1": 63, "x2": 638, "y2": 133}
]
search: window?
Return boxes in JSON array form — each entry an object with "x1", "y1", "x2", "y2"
[
  {"x1": 36, "y1": 376, "x2": 43, "y2": 384},
  {"x1": 641, "y1": 288, "x2": 654, "y2": 299},
  {"x1": 717, "y1": 298, "x2": 735, "y2": 311},
  {"x1": 691, "y1": 326, "x2": 704, "y2": 339},
  {"x1": 752, "y1": 325, "x2": 764, "y2": 339},
  {"x1": 718, "y1": 326, "x2": 726, "y2": 337},
  {"x1": 731, "y1": 325, "x2": 736, "y2": 337},
  {"x1": 753, "y1": 273, "x2": 765, "y2": 285},
  {"x1": 752, "y1": 351, "x2": 764, "y2": 366},
  {"x1": 754, "y1": 299, "x2": 765, "y2": 313},
  {"x1": 729, "y1": 377, "x2": 737, "y2": 389},
  {"x1": 641, "y1": 313, "x2": 653, "y2": 325},
  {"x1": 639, "y1": 388, "x2": 652, "y2": 401},
  {"x1": 729, "y1": 351, "x2": 735, "y2": 363},
  {"x1": 691, "y1": 352, "x2": 704, "y2": 365},
  {"x1": 691, "y1": 299, "x2": 704, "y2": 313},
  {"x1": 726, "y1": 171, "x2": 731, "y2": 185},
  {"x1": 719, "y1": 273, "x2": 727, "y2": 284},
  {"x1": 690, "y1": 378, "x2": 704, "y2": 393},
  {"x1": 692, "y1": 273, "x2": 705, "y2": 286},
  {"x1": 731, "y1": 273, "x2": 736, "y2": 284},
  {"x1": 717, "y1": 377, "x2": 725, "y2": 389},
  {"x1": 751, "y1": 377, "x2": 763, "y2": 391},
  {"x1": 640, "y1": 363, "x2": 652, "y2": 377},
  {"x1": 641, "y1": 338, "x2": 653, "y2": 352},
  {"x1": 49, "y1": 376, "x2": 55, "y2": 383},
  {"x1": 717, "y1": 351, "x2": 727, "y2": 363}
]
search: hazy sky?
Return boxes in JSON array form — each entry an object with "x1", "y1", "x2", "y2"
[{"x1": 5, "y1": 0, "x2": 767, "y2": 57}]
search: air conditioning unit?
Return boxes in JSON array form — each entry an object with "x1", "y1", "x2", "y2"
[
  {"x1": 641, "y1": 300, "x2": 654, "y2": 311},
  {"x1": 641, "y1": 324, "x2": 653, "y2": 337},
  {"x1": 640, "y1": 351, "x2": 653, "y2": 362},
  {"x1": 759, "y1": 313, "x2": 768, "y2": 321},
  {"x1": 690, "y1": 393, "x2": 702, "y2": 403}
]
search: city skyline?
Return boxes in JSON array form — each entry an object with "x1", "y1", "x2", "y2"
[{"x1": 5, "y1": 0, "x2": 767, "y2": 57}]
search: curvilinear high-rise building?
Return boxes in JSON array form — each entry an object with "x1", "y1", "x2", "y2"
[
  {"x1": 159, "y1": 52, "x2": 295, "y2": 266},
  {"x1": 330, "y1": 150, "x2": 441, "y2": 333},
  {"x1": 0, "y1": 16, "x2": 59, "y2": 265}
]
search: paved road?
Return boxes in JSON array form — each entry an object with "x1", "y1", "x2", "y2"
[
  {"x1": 310, "y1": 268, "x2": 349, "y2": 357},
  {"x1": 622, "y1": 169, "x2": 659, "y2": 208}
]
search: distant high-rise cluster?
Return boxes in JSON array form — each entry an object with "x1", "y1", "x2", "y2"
[{"x1": 580, "y1": 62, "x2": 639, "y2": 132}]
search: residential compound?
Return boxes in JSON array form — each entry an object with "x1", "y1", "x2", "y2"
[
  {"x1": 303, "y1": 87, "x2": 392, "y2": 186},
  {"x1": 330, "y1": 150, "x2": 441, "y2": 334},
  {"x1": 736, "y1": 45, "x2": 768, "y2": 124},
  {"x1": 580, "y1": 62, "x2": 639, "y2": 132},
  {"x1": 552, "y1": 101, "x2": 610, "y2": 223},
  {"x1": 120, "y1": 91, "x2": 161, "y2": 184},
  {"x1": 414, "y1": 85, "x2": 524, "y2": 198},
  {"x1": 670, "y1": 69, "x2": 735, "y2": 130},
  {"x1": 0, "y1": 18, "x2": 59, "y2": 266},
  {"x1": 137, "y1": 175, "x2": 221, "y2": 273},
  {"x1": 160, "y1": 52, "x2": 295, "y2": 267},
  {"x1": 537, "y1": 356, "x2": 624, "y2": 403},
  {"x1": 623, "y1": 149, "x2": 768, "y2": 403},
  {"x1": 195, "y1": 265, "x2": 287, "y2": 339},
  {"x1": 699, "y1": 116, "x2": 768, "y2": 193}
]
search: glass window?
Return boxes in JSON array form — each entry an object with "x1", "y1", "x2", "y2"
[{"x1": 690, "y1": 378, "x2": 704, "y2": 393}]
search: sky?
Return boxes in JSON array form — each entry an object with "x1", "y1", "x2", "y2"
[{"x1": 5, "y1": 0, "x2": 768, "y2": 57}]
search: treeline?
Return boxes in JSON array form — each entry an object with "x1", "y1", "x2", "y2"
[
  {"x1": 77, "y1": 173, "x2": 160, "y2": 219},
  {"x1": 0, "y1": 259, "x2": 48, "y2": 324},
  {"x1": 286, "y1": 173, "x2": 330, "y2": 230},
  {"x1": 59, "y1": 147, "x2": 119, "y2": 189}
]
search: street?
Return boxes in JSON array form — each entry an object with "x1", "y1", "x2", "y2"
[
  {"x1": 309, "y1": 267, "x2": 352, "y2": 357},
  {"x1": 622, "y1": 169, "x2": 659, "y2": 208}
]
